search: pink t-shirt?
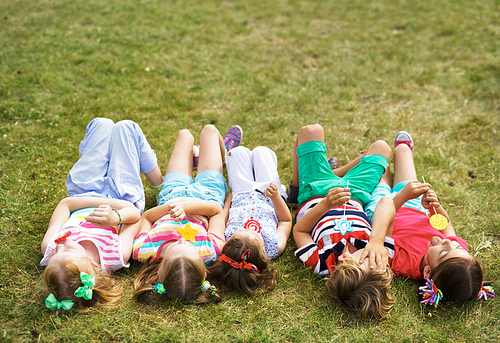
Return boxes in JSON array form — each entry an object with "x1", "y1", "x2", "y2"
[{"x1": 390, "y1": 207, "x2": 467, "y2": 280}]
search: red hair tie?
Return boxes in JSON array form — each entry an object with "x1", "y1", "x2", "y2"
[
  {"x1": 55, "y1": 231, "x2": 72, "y2": 243},
  {"x1": 217, "y1": 249, "x2": 260, "y2": 273}
]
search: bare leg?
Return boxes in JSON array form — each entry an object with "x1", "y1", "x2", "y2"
[
  {"x1": 379, "y1": 163, "x2": 392, "y2": 187},
  {"x1": 333, "y1": 140, "x2": 391, "y2": 177},
  {"x1": 292, "y1": 124, "x2": 325, "y2": 187},
  {"x1": 165, "y1": 129, "x2": 194, "y2": 176},
  {"x1": 393, "y1": 144, "x2": 417, "y2": 185},
  {"x1": 197, "y1": 125, "x2": 225, "y2": 175}
]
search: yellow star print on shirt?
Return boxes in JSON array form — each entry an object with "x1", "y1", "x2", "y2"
[{"x1": 176, "y1": 223, "x2": 199, "y2": 242}]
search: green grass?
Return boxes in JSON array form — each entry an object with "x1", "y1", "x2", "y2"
[{"x1": 1, "y1": 0, "x2": 500, "y2": 341}]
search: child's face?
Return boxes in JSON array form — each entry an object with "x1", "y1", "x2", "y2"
[
  {"x1": 163, "y1": 238, "x2": 200, "y2": 261},
  {"x1": 425, "y1": 236, "x2": 472, "y2": 269},
  {"x1": 337, "y1": 248, "x2": 370, "y2": 271},
  {"x1": 232, "y1": 229, "x2": 264, "y2": 250}
]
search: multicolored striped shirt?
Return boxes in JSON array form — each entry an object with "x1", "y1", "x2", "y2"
[
  {"x1": 133, "y1": 215, "x2": 224, "y2": 265},
  {"x1": 40, "y1": 208, "x2": 128, "y2": 273},
  {"x1": 294, "y1": 197, "x2": 395, "y2": 275}
]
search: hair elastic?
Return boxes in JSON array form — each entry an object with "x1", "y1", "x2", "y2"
[
  {"x1": 217, "y1": 249, "x2": 260, "y2": 273},
  {"x1": 201, "y1": 280, "x2": 217, "y2": 296},
  {"x1": 419, "y1": 279, "x2": 443, "y2": 307},
  {"x1": 151, "y1": 283, "x2": 166, "y2": 295},
  {"x1": 477, "y1": 282, "x2": 495, "y2": 300}
]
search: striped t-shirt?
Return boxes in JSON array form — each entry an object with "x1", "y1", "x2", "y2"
[
  {"x1": 133, "y1": 215, "x2": 224, "y2": 265},
  {"x1": 40, "y1": 208, "x2": 129, "y2": 273},
  {"x1": 294, "y1": 197, "x2": 395, "y2": 275}
]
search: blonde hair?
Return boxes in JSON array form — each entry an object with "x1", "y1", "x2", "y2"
[
  {"x1": 133, "y1": 256, "x2": 221, "y2": 304},
  {"x1": 43, "y1": 256, "x2": 123, "y2": 311},
  {"x1": 207, "y1": 235, "x2": 277, "y2": 295},
  {"x1": 326, "y1": 257, "x2": 394, "y2": 320}
]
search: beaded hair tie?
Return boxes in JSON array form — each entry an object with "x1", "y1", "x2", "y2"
[
  {"x1": 477, "y1": 282, "x2": 495, "y2": 300},
  {"x1": 419, "y1": 279, "x2": 443, "y2": 307}
]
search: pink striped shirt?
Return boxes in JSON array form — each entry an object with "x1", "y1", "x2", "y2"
[{"x1": 40, "y1": 208, "x2": 128, "y2": 272}]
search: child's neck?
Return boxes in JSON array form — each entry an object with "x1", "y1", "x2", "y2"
[
  {"x1": 419, "y1": 255, "x2": 427, "y2": 276},
  {"x1": 79, "y1": 240, "x2": 100, "y2": 264}
]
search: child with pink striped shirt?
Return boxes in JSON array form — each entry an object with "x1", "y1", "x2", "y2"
[{"x1": 40, "y1": 118, "x2": 163, "y2": 311}]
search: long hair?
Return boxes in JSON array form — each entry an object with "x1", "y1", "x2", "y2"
[
  {"x1": 133, "y1": 256, "x2": 221, "y2": 304},
  {"x1": 430, "y1": 256, "x2": 484, "y2": 302},
  {"x1": 326, "y1": 257, "x2": 394, "y2": 320},
  {"x1": 207, "y1": 235, "x2": 276, "y2": 295},
  {"x1": 43, "y1": 256, "x2": 123, "y2": 311}
]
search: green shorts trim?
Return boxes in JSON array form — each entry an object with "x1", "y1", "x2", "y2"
[{"x1": 297, "y1": 140, "x2": 388, "y2": 207}]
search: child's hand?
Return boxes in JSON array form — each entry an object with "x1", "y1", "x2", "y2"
[
  {"x1": 85, "y1": 205, "x2": 120, "y2": 227},
  {"x1": 188, "y1": 213, "x2": 209, "y2": 229},
  {"x1": 359, "y1": 242, "x2": 388, "y2": 272},
  {"x1": 401, "y1": 180, "x2": 430, "y2": 201},
  {"x1": 324, "y1": 187, "x2": 350, "y2": 208},
  {"x1": 166, "y1": 202, "x2": 186, "y2": 222},
  {"x1": 421, "y1": 189, "x2": 440, "y2": 210},
  {"x1": 263, "y1": 183, "x2": 279, "y2": 199}
]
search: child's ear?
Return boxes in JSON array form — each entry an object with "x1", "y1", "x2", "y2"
[{"x1": 423, "y1": 265, "x2": 432, "y2": 279}]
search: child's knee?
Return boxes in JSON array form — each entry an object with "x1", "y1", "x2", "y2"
[
  {"x1": 114, "y1": 119, "x2": 140, "y2": 135},
  {"x1": 177, "y1": 129, "x2": 194, "y2": 144},
  {"x1": 370, "y1": 140, "x2": 391, "y2": 159},
  {"x1": 394, "y1": 143, "x2": 412, "y2": 155},
  {"x1": 87, "y1": 117, "x2": 114, "y2": 131},
  {"x1": 299, "y1": 124, "x2": 323, "y2": 136},
  {"x1": 201, "y1": 124, "x2": 220, "y2": 137}
]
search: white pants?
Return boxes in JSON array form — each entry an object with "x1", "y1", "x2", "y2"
[{"x1": 226, "y1": 146, "x2": 287, "y2": 199}]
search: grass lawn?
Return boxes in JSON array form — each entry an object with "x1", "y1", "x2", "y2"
[{"x1": 1, "y1": 0, "x2": 499, "y2": 341}]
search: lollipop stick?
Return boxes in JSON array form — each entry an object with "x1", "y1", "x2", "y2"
[{"x1": 421, "y1": 176, "x2": 436, "y2": 215}]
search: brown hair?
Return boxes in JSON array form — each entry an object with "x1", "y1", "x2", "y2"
[
  {"x1": 326, "y1": 257, "x2": 394, "y2": 320},
  {"x1": 133, "y1": 256, "x2": 221, "y2": 304},
  {"x1": 43, "y1": 256, "x2": 123, "y2": 311},
  {"x1": 430, "y1": 256, "x2": 484, "y2": 303},
  {"x1": 207, "y1": 235, "x2": 277, "y2": 295}
]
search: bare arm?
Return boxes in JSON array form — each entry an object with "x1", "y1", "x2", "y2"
[
  {"x1": 207, "y1": 207, "x2": 225, "y2": 238},
  {"x1": 332, "y1": 154, "x2": 364, "y2": 177},
  {"x1": 41, "y1": 197, "x2": 139, "y2": 254},
  {"x1": 392, "y1": 180, "x2": 430, "y2": 211},
  {"x1": 359, "y1": 196, "x2": 396, "y2": 271},
  {"x1": 293, "y1": 188, "x2": 350, "y2": 249},
  {"x1": 264, "y1": 183, "x2": 292, "y2": 255},
  {"x1": 118, "y1": 221, "x2": 141, "y2": 263},
  {"x1": 223, "y1": 190, "x2": 233, "y2": 226},
  {"x1": 144, "y1": 199, "x2": 223, "y2": 223},
  {"x1": 421, "y1": 189, "x2": 455, "y2": 237}
]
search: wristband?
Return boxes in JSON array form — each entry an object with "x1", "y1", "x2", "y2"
[{"x1": 113, "y1": 210, "x2": 122, "y2": 225}]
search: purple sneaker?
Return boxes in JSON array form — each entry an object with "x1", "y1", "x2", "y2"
[{"x1": 223, "y1": 125, "x2": 243, "y2": 152}]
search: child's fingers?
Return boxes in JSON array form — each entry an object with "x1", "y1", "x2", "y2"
[{"x1": 359, "y1": 249, "x2": 369, "y2": 264}]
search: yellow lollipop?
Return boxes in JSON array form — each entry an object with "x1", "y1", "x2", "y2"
[
  {"x1": 422, "y1": 176, "x2": 449, "y2": 231},
  {"x1": 429, "y1": 213, "x2": 448, "y2": 231}
]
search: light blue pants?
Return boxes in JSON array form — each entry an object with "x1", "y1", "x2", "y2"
[{"x1": 66, "y1": 118, "x2": 158, "y2": 213}]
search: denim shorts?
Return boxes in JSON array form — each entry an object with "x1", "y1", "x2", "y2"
[
  {"x1": 158, "y1": 170, "x2": 227, "y2": 206},
  {"x1": 364, "y1": 180, "x2": 427, "y2": 223}
]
